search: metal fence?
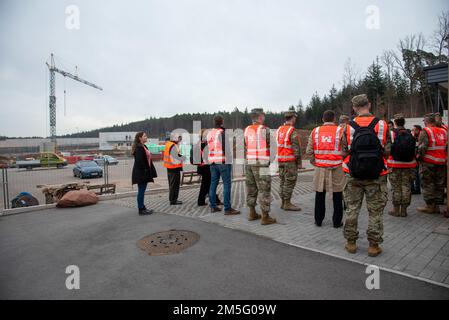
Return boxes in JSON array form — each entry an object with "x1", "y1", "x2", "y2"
[{"x1": 0, "y1": 157, "x2": 246, "y2": 210}]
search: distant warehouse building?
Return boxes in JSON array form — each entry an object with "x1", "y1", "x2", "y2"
[{"x1": 99, "y1": 132, "x2": 136, "y2": 151}]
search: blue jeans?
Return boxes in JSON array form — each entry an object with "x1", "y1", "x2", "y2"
[
  {"x1": 137, "y1": 183, "x2": 147, "y2": 209},
  {"x1": 209, "y1": 164, "x2": 232, "y2": 211}
]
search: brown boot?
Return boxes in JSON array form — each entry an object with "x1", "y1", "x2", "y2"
[
  {"x1": 283, "y1": 199, "x2": 302, "y2": 211},
  {"x1": 417, "y1": 204, "x2": 436, "y2": 214},
  {"x1": 261, "y1": 211, "x2": 277, "y2": 225},
  {"x1": 345, "y1": 241, "x2": 357, "y2": 254},
  {"x1": 388, "y1": 206, "x2": 400, "y2": 217},
  {"x1": 368, "y1": 242, "x2": 382, "y2": 257},
  {"x1": 248, "y1": 207, "x2": 261, "y2": 221},
  {"x1": 400, "y1": 205, "x2": 408, "y2": 217}
]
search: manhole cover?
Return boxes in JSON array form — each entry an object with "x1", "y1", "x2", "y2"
[{"x1": 137, "y1": 230, "x2": 200, "y2": 256}]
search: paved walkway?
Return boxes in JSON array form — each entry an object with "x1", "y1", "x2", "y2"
[
  {"x1": 111, "y1": 172, "x2": 449, "y2": 287},
  {"x1": 1, "y1": 203, "x2": 448, "y2": 299}
]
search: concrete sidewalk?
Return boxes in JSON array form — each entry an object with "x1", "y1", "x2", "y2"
[
  {"x1": 111, "y1": 172, "x2": 449, "y2": 287},
  {"x1": 0, "y1": 203, "x2": 448, "y2": 299}
]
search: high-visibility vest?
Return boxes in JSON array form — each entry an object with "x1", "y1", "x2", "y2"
[
  {"x1": 441, "y1": 123, "x2": 448, "y2": 131},
  {"x1": 207, "y1": 128, "x2": 225, "y2": 164},
  {"x1": 387, "y1": 129, "x2": 417, "y2": 168},
  {"x1": 276, "y1": 125, "x2": 296, "y2": 162},
  {"x1": 422, "y1": 126, "x2": 447, "y2": 165},
  {"x1": 244, "y1": 124, "x2": 270, "y2": 163},
  {"x1": 312, "y1": 124, "x2": 343, "y2": 168},
  {"x1": 163, "y1": 141, "x2": 183, "y2": 169},
  {"x1": 342, "y1": 116, "x2": 388, "y2": 176}
]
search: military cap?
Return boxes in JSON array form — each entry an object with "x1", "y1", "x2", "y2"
[
  {"x1": 393, "y1": 113, "x2": 404, "y2": 120},
  {"x1": 250, "y1": 108, "x2": 265, "y2": 116},
  {"x1": 424, "y1": 113, "x2": 436, "y2": 123},
  {"x1": 339, "y1": 115, "x2": 350, "y2": 124},
  {"x1": 284, "y1": 110, "x2": 297, "y2": 119},
  {"x1": 351, "y1": 94, "x2": 370, "y2": 108}
]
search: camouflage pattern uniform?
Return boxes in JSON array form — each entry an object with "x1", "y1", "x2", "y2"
[
  {"x1": 340, "y1": 99, "x2": 391, "y2": 245},
  {"x1": 343, "y1": 175, "x2": 389, "y2": 243},
  {"x1": 417, "y1": 128, "x2": 447, "y2": 206},
  {"x1": 389, "y1": 168, "x2": 415, "y2": 207},
  {"x1": 278, "y1": 128, "x2": 302, "y2": 202},
  {"x1": 245, "y1": 109, "x2": 272, "y2": 213},
  {"x1": 388, "y1": 119, "x2": 416, "y2": 209}
]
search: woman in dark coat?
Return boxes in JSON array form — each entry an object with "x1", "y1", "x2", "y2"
[{"x1": 132, "y1": 132, "x2": 157, "y2": 215}]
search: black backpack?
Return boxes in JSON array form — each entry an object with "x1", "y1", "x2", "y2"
[
  {"x1": 391, "y1": 129, "x2": 416, "y2": 162},
  {"x1": 348, "y1": 118, "x2": 385, "y2": 180}
]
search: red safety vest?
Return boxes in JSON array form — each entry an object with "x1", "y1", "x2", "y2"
[
  {"x1": 422, "y1": 126, "x2": 447, "y2": 165},
  {"x1": 441, "y1": 123, "x2": 448, "y2": 131},
  {"x1": 387, "y1": 130, "x2": 417, "y2": 168},
  {"x1": 163, "y1": 141, "x2": 183, "y2": 169},
  {"x1": 276, "y1": 125, "x2": 296, "y2": 162},
  {"x1": 342, "y1": 116, "x2": 388, "y2": 176},
  {"x1": 312, "y1": 124, "x2": 343, "y2": 168},
  {"x1": 244, "y1": 124, "x2": 270, "y2": 163},
  {"x1": 207, "y1": 128, "x2": 225, "y2": 164}
]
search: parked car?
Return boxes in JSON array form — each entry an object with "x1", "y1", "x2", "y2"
[
  {"x1": 73, "y1": 160, "x2": 103, "y2": 179},
  {"x1": 15, "y1": 152, "x2": 68, "y2": 170},
  {"x1": 93, "y1": 155, "x2": 119, "y2": 166}
]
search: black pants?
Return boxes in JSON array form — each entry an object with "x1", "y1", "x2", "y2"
[
  {"x1": 167, "y1": 170, "x2": 181, "y2": 203},
  {"x1": 314, "y1": 191, "x2": 343, "y2": 227},
  {"x1": 198, "y1": 169, "x2": 220, "y2": 205}
]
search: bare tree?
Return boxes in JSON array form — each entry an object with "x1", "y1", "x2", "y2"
[
  {"x1": 343, "y1": 58, "x2": 360, "y2": 88},
  {"x1": 391, "y1": 34, "x2": 427, "y2": 116},
  {"x1": 432, "y1": 10, "x2": 449, "y2": 62}
]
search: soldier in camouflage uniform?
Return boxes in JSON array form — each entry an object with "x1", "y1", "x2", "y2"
[
  {"x1": 341, "y1": 94, "x2": 391, "y2": 257},
  {"x1": 277, "y1": 111, "x2": 302, "y2": 211},
  {"x1": 417, "y1": 113, "x2": 447, "y2": 214},
  {"x1": 244, "y1": 108, "x2": 276, "y2": 225},
  {"x1": 387, "y1": 114, "x2": 417, "y2": 218}
]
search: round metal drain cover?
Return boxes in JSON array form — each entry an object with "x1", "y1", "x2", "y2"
[{"x1": 137, "y1": 230, "x2": 200, "y2": 256}]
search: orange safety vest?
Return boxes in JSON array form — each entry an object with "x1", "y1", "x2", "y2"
[
  {"x1": 276, "y1": 125, "x2": 296, "y2": 162},
  {"x1": 422, "y1": 126, "x2": 447, "y2": 165},
  {"x1": 387, "y1": 130, "x2": 417, "y2": 169},
  {"x1": 312, "y1": 124, "x2": 343, "y2": 168},
  {"x1": 207, "y1": 128, "x2": 225, "y2": 164},
  {"x1": 244, "y1": 124, "x2": 270, "y2": 163},
  {"x1": 342, "y1": 116, "x2": 388, "y2": 176},
  {"x1": 163, "y1": 141, "x2": 183, "y2": 169}
]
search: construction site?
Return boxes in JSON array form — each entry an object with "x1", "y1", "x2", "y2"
[{"x1": 1, "y1": 0, "x2": 449, "y2": 307}]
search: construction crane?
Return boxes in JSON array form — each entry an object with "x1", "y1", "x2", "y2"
[{"x1": 46, "y1": 53, "x2": 103, "y2": 144}]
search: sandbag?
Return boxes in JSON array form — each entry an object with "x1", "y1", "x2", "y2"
[{"x1": 57, "y1": 189, "x2": 99, "y2": 208}]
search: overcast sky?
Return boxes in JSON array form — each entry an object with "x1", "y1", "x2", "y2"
[{"x1": 0, "y1": 0, "x2": 447, "y2": 137}]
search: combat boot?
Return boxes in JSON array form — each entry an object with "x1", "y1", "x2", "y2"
[
  {"x1": 417, "y1": 204, "x2": 436, "y2": 214},
  {"x1": 248, "y1": 207, "x2": 261, "y2": 221},
  {"x1": 261, "y1": 211, "x2": 277, "y2": 225},
  {"x1": 388, "y1": 206, "x2": 400, "y2": 217},
  {"x1": 283, "y1": 199, "x2": 302, "y2": 211},
  {"x1": 400, "y1": 205, "x2": 408, "y2": 217},
  {"x1": 344, "y1": 241, "x2": 357, "y2": 254},
  {"x1": 368, "y1": 242, "x2": 383, "y2": 257}
]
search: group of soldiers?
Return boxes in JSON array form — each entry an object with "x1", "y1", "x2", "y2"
[
  {"x1": 162, "y1": 93, "x2": 448, "y2": 258},
  {"x1": 238, "y1": 94, "x2": 447, "y2": 257}
]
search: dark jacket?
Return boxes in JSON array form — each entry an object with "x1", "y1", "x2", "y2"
[
  {"x1": 191, "y1": 141, "x2": 210, "y2": 175},
  {"x1": 132, "y1": 144, "x2": 157, "y2": 185}
]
